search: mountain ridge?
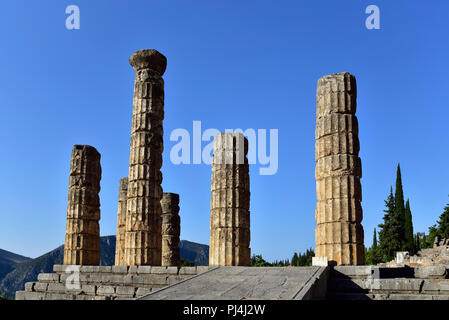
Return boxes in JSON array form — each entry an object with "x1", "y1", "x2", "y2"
[{"x1": 0, "y1": 235, "x2": 208, "y2": 298}]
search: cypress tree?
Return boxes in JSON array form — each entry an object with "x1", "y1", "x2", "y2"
[
  {"x1": 415, "y1": 234, "x2": 421, "y2": 252},
  {"x1": 371, "y1": 228, "x2": 380, "y2": 265},
  {"x1": 378, "y1": 186, "x2": 402, "y2": 262},
  {"x1": 291, "y1": 252, "x2": 299, "y2": 266},
  {"x1": 404, "y1": 199, "x2": 414, "y2": 254},
  {"x1": 373, "y1": 228, "x2": 378, "y2": 250},
  {"x1": 436, "y1": 198, "x2": 449, "y2": 238},
  {"x1": 394, "y1": 164, "x2": 406, "y2": 248}
]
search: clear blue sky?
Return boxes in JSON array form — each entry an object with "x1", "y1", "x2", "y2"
[{"x1": 0, "y1": 0, "x2": 448, "y2": 261}]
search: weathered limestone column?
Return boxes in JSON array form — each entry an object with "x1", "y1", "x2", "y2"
[
  {"x1": 114, "y1": 177, "x2": 128, "y2": 266},
  {"x1": 315, "y1": 72, "x2": 365, "y2": 265},
  {"x1": 209, "y1": 133, "x2": 250, "y2": 266},
  {"x1": 64, "y1": 145, "x2": 101, "y2": 265},
  {"x1": 124, "y1": 49, "x2": 166, "y2": 265},
  {"x1": 161, "y1": 193, "x2": 180, "y2": 266}
]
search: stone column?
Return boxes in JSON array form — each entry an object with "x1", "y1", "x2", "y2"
[
  {"x1": 209, "y1": 133, "x2": 250, "y2": 266},
  {"x1": 124, "y1": 49, "x2": 166, "y2": 266},
  {"x1": 315, "y1": 72, "x2": 365, "y2": 265},
  {"x1": 114, "y1": 177, "x2": 128, "y2": 266},
  {"x1": 161, "y1": 193, "x2": 180, "y2": 266},
  {"x1": 64, "y1": 145, "x2": 101, "y2": 265}
]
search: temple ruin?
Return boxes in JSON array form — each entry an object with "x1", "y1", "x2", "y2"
[
  {"x1": 161, "y1": 193, "x2": 181, "y2": 266},
  {"x1": 314, "y1": 72, "x2": 365, "y2": 265},
  {"x1": 63, "y1": 145, "x2": 101, "y2": 265},
  {"x1": 124, "y1": 49, "x2": 166, "y2": 266},
  {"x1": 209, "y1": 133, "x2": 251, "y2": 266},
  {"x1": 114, "y1": 177, "x2": 128, "y2": 266}
]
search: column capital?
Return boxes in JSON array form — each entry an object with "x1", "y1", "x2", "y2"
[{"x1": 129, "y1": 49, "x2": 167, "y2": 75}]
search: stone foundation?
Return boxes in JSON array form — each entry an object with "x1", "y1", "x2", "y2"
[{"x1": 15, "y1": 265, "x2": 213, "y2": 300}]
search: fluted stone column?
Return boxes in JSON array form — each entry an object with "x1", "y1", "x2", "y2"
[
  {"x1": 124, "y1": 49, "x2": 166, "y2": 266},
  {"x1": 315, "y1": 72, "x2": 365, "y2": 265},
  {"x1": 209, "y1": 133, "x2": 250, "y2": 266},
  {"x1": 64, "y1": 145, "x2": 101, "y2": 265},
  {"x1": 161, "y1": 193, "x2": 180, "y2": 266},
  {"x1": 114, "y1": 177, "x2": 128, "y2": 266}
]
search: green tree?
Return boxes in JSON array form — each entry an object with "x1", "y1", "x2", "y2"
[
  {"x1": 250, "y1": 254, "x2": 271, "y2": 267},
  {"x1": 372, "y1": 228, "x2": 382, "y2": 264},
  {"x1": 394, "y1": 164, "x2": 406, "y2": 249},
  {"x1": 436, "y1": 198, "x2": 449, "y2": 238},
  {"x1": 291, "y1": 252, "x2": 299, "y2": 266},
  {"x1": 180, "y1": 258, "x2": 194, "y2": 266},
  {"x1": 404, "y1": 199, "x2": 414, "y2": 254},
  {"x1": 365, "y1": 247, "x2": 372, "y2": 265},
  {"x1": 378, "y1": 186, "x2": 402, "y2": 262}
]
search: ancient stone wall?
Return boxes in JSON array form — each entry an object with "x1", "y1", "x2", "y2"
[
  {"x1": 315, "y1": 72, "x2": 365, "y2": 265},
  {"x1": 64, "y1": 145, "x2": 101, "y2": 265},
  {"x1": 115, "y1": 177, "x2": 128, "y2": 266},
  {"x1": 124, "y1": 49, "x2": 166, "y2": 265},
  {"x1": 161, "y1": 193, "x2": 180, "y2": 266},
  {"x1": 209, "y1": 133, "x2": 250, "y2": 266},
  {"x1": 16, "y1": 265, "x2": 212, "y2": 300}
]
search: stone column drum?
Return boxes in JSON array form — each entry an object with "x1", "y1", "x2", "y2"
[
  {"x1": 161, "y1": 193, "x2": 180, "y2": 266},
  {"x1": 64, "y1": 145, "x2": 101, "y2": 265},
  {"x1": 315, "y1": 72, "x2": 365, "y2": 265},
  {"x1": 209, "y1": 133, "x2": 250, "y2": 266},
  {"x1": 114, "y1": 177, "x2": 128, "y2": 266},
  {"x1": 124, "y1": 49, "x2": 166, "y2": 265}
]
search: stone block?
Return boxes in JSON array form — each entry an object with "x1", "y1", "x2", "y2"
[
  {"x1": 25, "y1": 282, "x2": 35, "y2": 292},
  {"x1": 53, "y1": 264, "x2": 73, "y2": 273},
  {"x1": 44, "y1": 292, "x2": 76, "y2": 300},
  {"x1": 80, "y1": 284, "x2": 96, "y2": 294},
  {"x1": 136, "y1": 287, "x2": 152, "y2": 297},
  {"x1": 128, "y1": 265, "x2": 138, "y2": 274},
  {"x1": 47, "y1": 283, "x2": 67, "y2": 293},
  {"x1": 37, "y1": 273, "x2": 60, "y2": 282},
  {"x1": 167, "y1": 275, "x2": 186, "y2": 285},
  {"x1": 16, "y1": 291, "x2": 45, "y2": 300},
  {"x1": 179, "y1": 267, "x2": 197, "y2": 275},
  {"x1": 312, "y1": 257, "x2": 329, "y2": 267},
  {"x1": 97, "y1": 285, "x2": 115, "y2": 295},
  {"x1": 137, "y1": 266, "x2": 152, "y2": 274},
  {"x1": 151, "y1": 266, "x2": 168, "y2": 274},
  {"x1": 98, "y1": 266, "x2": 112, "y2": 273},
  {"x1": 116, "y1": 286, "x2": 136, "y2": 296},
  {"x1": 421, "y1": 280, "x2": 441, "y2": 292},
  {"x1": 333, "y1": 266, "x2": 373, "y2": 277},
  {"x1": 112, "y1": 265, "x2": 128, "y2": 274},
  {"x1": 166, "y1": 266, "x2": 178, "y2": 274},
  {"x1": 197, "y1": 266, "x2": 211, "y2": 273},
  {"x1": 414, "y1": 266, "x2": 448, "y2": 279},
  {"x1": 395, "y1": 252, "x2": 409, "y2": 265},
  {"x1": 143, "y1": 275, "x2": 168, "y2": 285},
  {"x1": 34, "y1": 282, "x2": 49, "y2": 292}
]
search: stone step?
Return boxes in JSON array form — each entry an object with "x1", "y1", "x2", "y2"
[
  {"x1": 53, "y1": 265, "x2": 209, "y2": 276},
  {"x1": 327, "y1": 292, "x2": 449, "y2": 300},
  {"x1": 15, "y1": 291, "x2": 112, "y2": 300},
  {"x1": 329, "y1": 278, "x2": 449, "y2": 294},
  {"x1": 21, "y1": 280, "x2": 155, "y2": 299},
  {"x1": 332, "y1": 266, "x2": 416, "y2": 279}
]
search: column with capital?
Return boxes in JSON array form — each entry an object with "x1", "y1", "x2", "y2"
[{"x1": 124, "y1": 49, "x2": 166, "y2": 265}]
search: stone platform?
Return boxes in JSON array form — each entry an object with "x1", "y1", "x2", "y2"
[
  {"x1": 139, "y1": 266, "x2": 329, "y2": 300},
  {"x1": 328, "y1": 265, "x2": 449, "y2": 300},
  {"x1": 15, "y1": 265, "x2": 213, "y2": 300}
]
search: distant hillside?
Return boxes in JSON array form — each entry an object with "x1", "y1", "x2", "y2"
[
  {"x1": 179, "y1": 240, "x2": 209, "y2": 266},
  {"x1": 0, "y1": 249, "x2": 31, "y2": 284},
  {"x1": 0, "y1": 236, "x2": 208, "y2": 298}
]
